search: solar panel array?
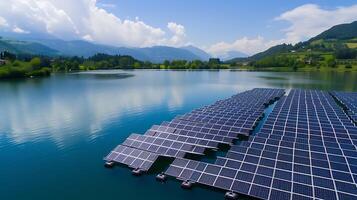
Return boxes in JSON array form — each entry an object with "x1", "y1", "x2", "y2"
[
  {"x1": 175, "y1": 88, "x2": 284, "y2": 136},
  {"x1": 165, "y1": 89, "x2": 357, "y2": 199},
  {"x1": 331, "y1": 91, "x2": 357, "y2": 123},
  {"x1": 122, "y1": 133, "x2": 206, "y2": 157},
  {"x1": 105, "y1": 145, "x2": 159, "y2": 171},
  {"x1": 104, "y1": 88, "x2": 285, "y2": 172}
]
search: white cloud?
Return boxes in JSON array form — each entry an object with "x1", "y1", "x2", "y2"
[
  {"x1": 12, "y1": 26, "x2": 29, "y2": 34},
  {"x1": 82, "y1": 34, "x2": 94, "y2": 41},
  {"x1": 208, "y1": 4, "x2": 357, "y2": 57},
  {"x1": 168, "y1": 22, "x2": 185, "y2": 36},
  {"x1": 2, "y1": 0, "x2": 79, "y2": 39},
  {"x1": 97, "y1": 2, "x2": 116, "y2": 9},
  {"x1": 207, "y1": 36, "x2": 282, "y2": 57},
  {"x1": 0, "y1": 0, "x2": 186, "y2": 47},
  {"x1": 0, "y1": 16, "x2": 8, "y2": 27},
  {"x1": 167, "y1": 22, "x2": 186, "y2": 46},
  {"x1": 276, "y1": 4, "x2": 357, "y2": 43}
]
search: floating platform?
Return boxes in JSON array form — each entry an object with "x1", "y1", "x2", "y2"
[
  {"x1": 224, "y1": 191, "x2": 238, "y2": 200},
  {"x1": 104, "y1": 88, "x2": 357, "y2": 199},
  {"x1": 156, "y1": 172, "x2": 167, "y2": 182},
  {"x1": 104, "y1": 88, "x2": 285, "y2": 172}
]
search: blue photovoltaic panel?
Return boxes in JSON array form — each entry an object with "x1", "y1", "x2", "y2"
[
  {"x1": 165, "y1": 89, "x2": 357, "y2": 200},
  {"x1": 146, "y1": 125, "x2": 220, "y2": 148},
  {"x1": 331, "y1": 91, "x2": 357, "y2": 123},
  {"x1": 105, "y1": 145, "x2": 159, "y2": 171},
  {"x1": 105, "y1": 88, "x2": 284, "y2": 171},
  {"x1": 149, "y1": 124, "x2": 234, "y2": 144},
  {"x1": 122, "y1": 133, "x2": 206, "y2": 157},
  {"x1": 174, "y1": 88, "x2": 285, "y2": 137},
  {"x1": 162, "y1": 119, "x2": 246, "y2": 138}
]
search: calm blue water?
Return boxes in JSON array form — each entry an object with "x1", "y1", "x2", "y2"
[{"x1": 0, "y1": 70, "x2": 356, "y2": 200}]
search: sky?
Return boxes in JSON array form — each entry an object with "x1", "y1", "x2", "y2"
[{"x1": 0, "y1": 0, "x2": 357, "y2": 57}]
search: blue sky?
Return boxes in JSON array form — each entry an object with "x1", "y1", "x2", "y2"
[
  {"x1": 0, "y1": 0, "x2": 357, "y2": 57},
  {"x1": 100, "y1": 0, "x2": 357, "y2": 46}
]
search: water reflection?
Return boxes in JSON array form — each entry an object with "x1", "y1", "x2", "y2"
[
  {"x1": 0, "y1": 70, "x2": 356, "y2": 148},
  {"x1": 258, "y1": 71, "x2": 357, "y2": 91},
  {"x1": 70, "y1": 71, "x2": 135, "y2": 79},
  {"x1": 0, "y1": 73, "x2": 184, "y2": 147}
]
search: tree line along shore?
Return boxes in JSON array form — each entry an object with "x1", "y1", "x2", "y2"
[{"x1": 0, "y1": 47, "x2": 356, "y2": 79}]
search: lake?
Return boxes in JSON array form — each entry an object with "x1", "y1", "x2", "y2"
[{"x1": 1, "y1": 70, "x2": 356, "y2": 200}]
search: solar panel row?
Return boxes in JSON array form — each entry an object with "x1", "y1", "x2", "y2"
[
  {"x1": 165, "y1": 89, "x2": 357, "y2": 200},
  {"x1": 146, "y1": 125, "x2": 220, "y2": 148},
  {"x1": 331, "y1": 91, "x2": 357, "y2": 123},
  {"x1": 176, "y1": 89, "x2": 284, "y2": 135},
  {"x1": 163, "y1": 119, "x2": 250, "y2": 138},
  {"x1": 122, "y1": 133, "x2": 206, "y2": 157},
  {"x1": 104, "y1": 88, "x2": 285, "y2": 172},
  {"x1": 150, "y1": 123, "x2": 234, "y2": 144},
  {"x1": 105, "y1": 145, "x2": 159, "y2": 171}
]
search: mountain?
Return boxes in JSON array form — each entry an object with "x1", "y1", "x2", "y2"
[
  {"x1": 136, "y1": 46, "x2": 201, "y2": 62},
  {"x1": 0, "y1": 36, "x2": 205, "y2": 62},
  {"x1": 29, "y1": 39, "x2": 119, "y2": 57},
  {"x1": 226, "y1": 44, "x2": 293, "y2": 63},
  {"x1": 250, "y1": 44, "x2": 294, "y2": 60},
  {"x1": 309, "y1": 21, "x2": 357, "y2": 41},
  {"x1": 227, "y1": 21, "x2": 357, "y2": 71},
  {"x1": 25, "y1": 36, "x2": 211, "y2": 61},
  {"x1": 228, "y1": 21, "x2": 357, "y2": 64},
  {"x1": 181, "y1": 45, "x2": 211, "y2": 60},
  {"x1": 0, "y1": 38, "x2": 59, "y2": 56},
  {"x1": 0, "y1": 40, "x2": 20, "y2": 53},
  {"x1": 220, "y1": 51, "x2": 248, "y2": 61}
]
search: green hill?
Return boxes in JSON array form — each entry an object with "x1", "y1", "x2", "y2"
[
  {"x1": 251, "y1": 44, "x2": 294, "y2": 60},
  {"x1": 0, "y1": 37, "x2": 59, "y2": 56},
  {"x1": 0, "y1": 40, "x2": 20, "y2": 54},
  {"x1": 228, "y1": 21, "x2": 357, "y2": 71},
  {"x1": 310, "y1": 21, "x2": 357, "y2": 41}
]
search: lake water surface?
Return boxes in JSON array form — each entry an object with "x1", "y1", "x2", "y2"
[{"x1": 1, "y1": 70, "x2": 356, "y2": 200}]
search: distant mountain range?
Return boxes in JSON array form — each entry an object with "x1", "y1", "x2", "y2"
[
  {"x1": 0, "y1": 38, "x2": 59, "y2": 56},
  {"x1": 227, "y1": 21, "x2": 357, "y2": 63},
  {"x1": 0, "y1": 35, "x2": 212, "y2": 63},
  {"x1": 3, "y1": 21, "x2": 355, "y2": 64},
  {"x1": 181, "y1": 45, "x2": 212, "y2": 60},
  {"x1": 219, "y1": 51, "x2": 248, "y2": 61}
]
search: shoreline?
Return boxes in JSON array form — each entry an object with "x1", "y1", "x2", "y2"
[{"x1": 1, "y1": 67, "x2": 357, "y2": 80}]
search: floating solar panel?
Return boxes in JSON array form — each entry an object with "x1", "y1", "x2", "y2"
[
  {"x1": 146, "y1": 125, "x2": 220, "y2": 148},
  {"x1": 153, "y1": 123, "x2": 235, "y2": 144},
  {"x1": 174, "y1": 88, "x2": 285, "y2": 137},
  {"x1": 105, "y1": 145, "x2": 158, "y2": 171},
  {"x1": 165, "y1": 89, "x2": 357, "y2": 200},
  {"x1": 163, "y1": 119, "x2": 249, "y2": 138},
  {"x1": 104, "y1": 88, "x2": 286, "y2": 190},
  {"x1": 331, "y1": 91, "x2": 357, "y2": 123},
  {"x1": 176, "y1": 111, "x2": 262, "y2": 132},
  {"x1": 122, "y1": 133, "x2": 206, "y2": 157}
]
